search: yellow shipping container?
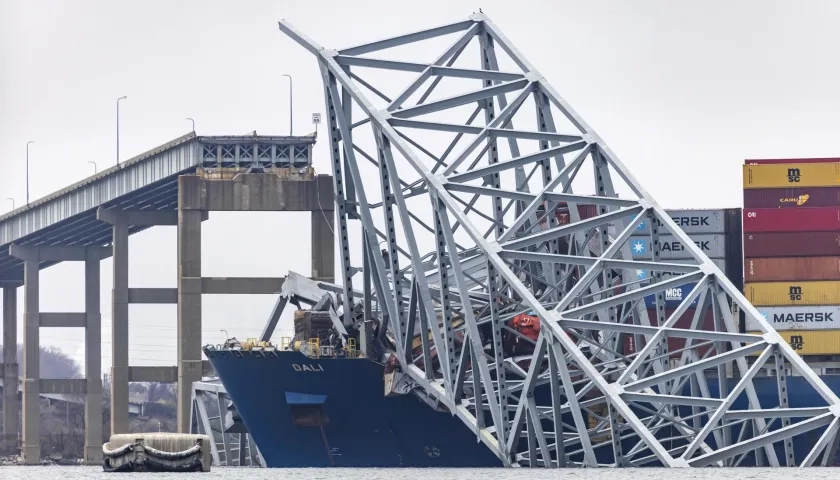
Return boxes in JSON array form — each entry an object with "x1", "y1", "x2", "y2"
[
  {"x1": 745, "y1": 330, "x2": 840, "y2": 356},
  {"x1": 743, "y1": 163, "x2": 840, "y2": 189},
  {"x1": 744, "y1": 281, "x2": 840, "y2": 306}
]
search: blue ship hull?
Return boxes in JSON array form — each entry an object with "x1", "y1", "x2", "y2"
[
  {"x1": 206, "y1": 348, "x2": 840, "y2": 467},
  {"x1": 205, "y1": 349, "x2": 502, "y2": 467}
]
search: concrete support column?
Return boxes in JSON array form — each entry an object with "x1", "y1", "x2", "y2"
[
  {"x1": 177, "y1": 176, "x2": 203, "y2": 433},
  {"x1": 110, "y1": 216, "x2": 129, "y2": 436},
  {"x1": 311, "y1": 174, "x2": 335, "y2": 284},
  {"x1": 21, "y1": 258, "x2": 39, "y2": 464},
  {"x1": 83, "y1": 251, "x2": 103, "y2": 464},
  {"x1": 2, "y1": 286, "x2": 18, "y2": 448}
]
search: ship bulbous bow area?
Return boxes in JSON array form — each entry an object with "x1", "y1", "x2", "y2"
[{"x1": 277, "y1": 13, "x2": 840, "y2": 468}]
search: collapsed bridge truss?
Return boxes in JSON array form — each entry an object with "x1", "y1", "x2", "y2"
[{"x1": 278, "y1": 13, "x2": 840, "y2": 467}]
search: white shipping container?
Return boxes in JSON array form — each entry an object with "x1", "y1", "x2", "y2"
[
  {"x1": 746, "y1": 305, "x2": 840, "y2": 331},
  {"x1": 634, "y1": 209, "x2": 726, "y2": 235}
]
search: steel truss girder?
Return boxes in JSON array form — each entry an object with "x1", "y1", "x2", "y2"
[
  {"x1": 279, "y1": 13, "x2": 840, "y2": 468},
  {"x1": 190, "y1": 380, "x2": 264, "y2": 467}
]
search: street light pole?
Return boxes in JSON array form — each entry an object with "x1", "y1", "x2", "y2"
[
  {"x1": 117, "y1": 96, "x2": 127, "y2": 166},
  {"x1": 26, "y1": 140, "x2": 34, "y2": 206},
  {"x1": 5, "y1": 198, "x2": 14, "y2": 211},
  {"x1": 186, "y1": 117, "x2": 195, "y2": 132},
  {"x1": 88, "y1": 161, "x2": 97, "y2": 174},
  {"x1": 282, "y1": 74, "x2": 293, "y2": 136}
]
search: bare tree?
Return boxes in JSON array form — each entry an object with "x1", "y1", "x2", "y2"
[{"x1": 0, "y1": 343, "x2": 83, "y2": 380}]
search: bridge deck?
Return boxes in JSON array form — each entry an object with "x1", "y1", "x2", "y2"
[{"x1": 0, "y1": 132, "x2": 316, "y2": 282}]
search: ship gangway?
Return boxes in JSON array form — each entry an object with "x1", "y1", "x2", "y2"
[{"x1": 276, "y1": 13, "x2": 840, "y2": 468}]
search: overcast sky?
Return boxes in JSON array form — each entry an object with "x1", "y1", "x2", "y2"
[{"x1": 2, "y1": 0, "x2": 840, "y2": 374}]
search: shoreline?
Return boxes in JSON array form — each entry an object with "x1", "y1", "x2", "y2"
[{"x1": 0, "y1": 455, "x2": 85, "y2": 466}]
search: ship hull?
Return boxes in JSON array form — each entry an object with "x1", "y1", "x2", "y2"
[
  {"x1": 206, "y1": 348, "x2": 840, "y2": 467},
  {"x1": 205, "y1": 349, "x2": 502, "y2": 467}
]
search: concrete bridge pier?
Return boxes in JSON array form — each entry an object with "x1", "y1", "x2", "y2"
[
  {"x1": 2, "y1": 285, "x2": 19, "y2": 449},
  {"x1": 7, "y1": 244, "x2": 109, "y2": 465},
  {"x1": 175, "y1": 170, "x2": 335, "y2": 432},
  {"x1": 96, "y1": 208, "x2": 206, "y2": 438}
]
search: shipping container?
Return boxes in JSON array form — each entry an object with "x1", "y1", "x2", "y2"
[
  {"x1": 745, "y1": 158, "x2": 840, "y2": 165},
  {"x1": 634, "y1": 209, "x2": 727, "y2": 235},
  {"x1": 743, "y1": 232, "x2": 840, "y2": 258},
  {"x1": 537, "y1": 203, "x2": 598, "y2": 226},
  {"x1": 643, "y1": 282, "x2": 700, "y2": 309},
  {"x1": 629, "y1": 234, "x2": 726, "y2": 260},
  {"x1": 743, "y1": 207, "x2": 840, "y2": 233},
  {"x1": 724, "y1": 208, "x2": 745, "y2": 293},
  {"x1": 743, "y1": 163, "x2": 840, "y2": 189},
  {"x1": 745, "y1": 306, "x2": 840, "y2": 331},
  {"x1": 744, "y1": 256, "x2": 840, "y2": 282},
  {"x1": 742, "y1": 329, "x2": 840, "y2": 356},
  {"x1": 744, "y1": 281, "x2": 840, "y2": 307},
  {"x1": 622, "y1": 308, "x2": 717, "y2": 357},
  {"x1": 635, "y1": 258, "x2": 728, "y2": 281},
  {"x1": 743, "y1": 187, "x2": 840, "y2": 209}
]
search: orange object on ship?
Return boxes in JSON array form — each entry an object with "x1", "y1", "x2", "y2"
[{"x1": 510, "y1": 313, "x2": 540, "y2": 341}]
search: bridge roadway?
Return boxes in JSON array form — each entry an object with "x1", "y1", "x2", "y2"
[{"x1": 0, "y1": 131, "x2": 336, "y2": 464}]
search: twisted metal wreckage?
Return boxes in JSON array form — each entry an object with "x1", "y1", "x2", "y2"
[{"x1": 277, "y1": 13, "x2": 840, "y2": 467}]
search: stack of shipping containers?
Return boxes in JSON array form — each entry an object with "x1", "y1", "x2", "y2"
[
  {"x1": 743, "y1": 158, "x2": 840, "y2": 363},
  {"x1": 623, "y1": 209, "x2": 744, "y2": 356}
]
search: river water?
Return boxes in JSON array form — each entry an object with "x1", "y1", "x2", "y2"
[{"x1": 2, "y1": 466, "x2": 839, "y2": 479}]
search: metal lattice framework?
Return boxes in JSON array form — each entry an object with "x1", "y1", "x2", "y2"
[{"x1": 278, "y1": 13, "x2": 840, "y2": 468}]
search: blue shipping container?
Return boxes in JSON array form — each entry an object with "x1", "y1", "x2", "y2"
[{"x1": 643, "y1": 282, "x2": 701, "y2": 309}]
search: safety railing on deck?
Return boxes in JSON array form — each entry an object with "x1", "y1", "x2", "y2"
[{"x1": 225, "y1": 336, "x2": 364, "y2": 359}]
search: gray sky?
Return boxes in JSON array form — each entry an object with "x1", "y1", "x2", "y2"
[{"x1": 2, "y1": 0, "x2": 840, "y2": 374}]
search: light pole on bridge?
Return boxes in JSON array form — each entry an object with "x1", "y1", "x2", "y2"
[
  {"x1": 282, "y1": 74, "x2": 293, "y2": 136},
  {"x1": 117, "y1": 95, "x2": 127, "y2": 167},
  {"x1": 26, "y1": 140, "x2": 35, "y2": 206}
]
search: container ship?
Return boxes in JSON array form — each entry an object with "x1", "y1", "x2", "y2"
[{"x1": 204, "y1": 186, "x2": 840, "y2": 468}]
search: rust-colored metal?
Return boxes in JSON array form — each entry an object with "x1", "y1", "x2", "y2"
[
  {"x1": 743, "y1": 232, "x2": 840, "y2": 258},
  {"x1": 745, "y1": 256, "x2": 840, "y2": 282}
]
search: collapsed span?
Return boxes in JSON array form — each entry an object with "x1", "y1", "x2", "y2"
[{"x1": 275, "y1": 13, "x2": 840, "y2": 467}]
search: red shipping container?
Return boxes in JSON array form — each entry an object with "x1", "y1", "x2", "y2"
[
  {"x1": 744, "y1": 256, "x2": 840, "y2": 282},
  {"x1": 537, "y1": 203, "x2": 598, "y2": 226},
  {"x1": 746, "y1": 158, "x2": 840, "y2": 165},
  {"x1": 743, "y1": 187, "x2": 840, "y2": 209},
  {"x1": 743, "y1": 207, "x2": 840, "y2": 233},
  {"x1": 743, "y1": 232, "x2": 840, "y2": 258},
  {"x1": 623, "y1": 308, "x2": 717, "y2": 358}
]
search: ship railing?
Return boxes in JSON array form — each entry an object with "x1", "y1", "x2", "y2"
[
  {"x1": 208, "y1": 335, "x2": 365, "y2": 359},
  {"x1": 301, "y1": 337, "x2": 363, "y2": 360}
]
